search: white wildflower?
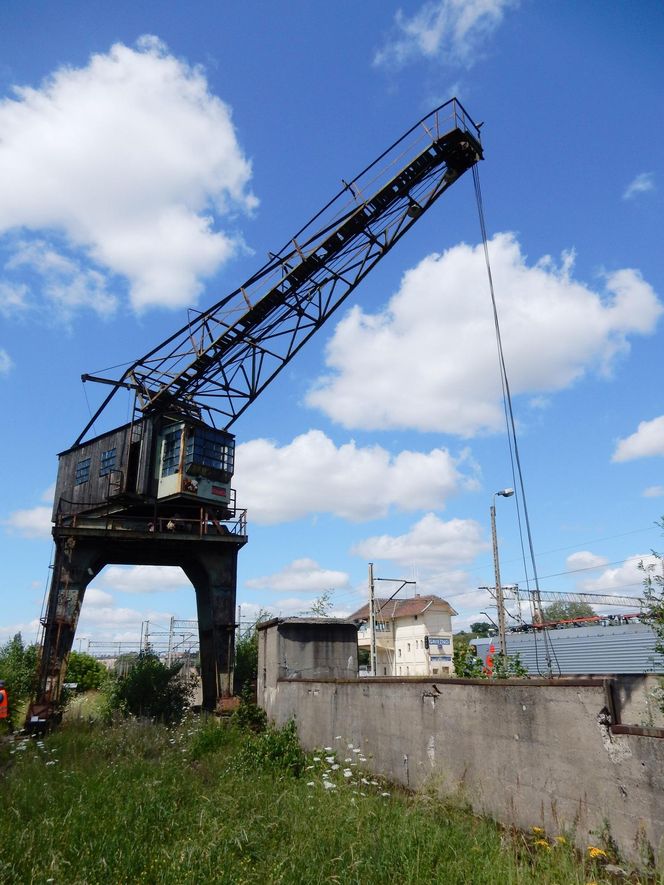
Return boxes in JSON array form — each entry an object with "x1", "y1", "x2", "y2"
[
  {"x1": 343, "y1": 769, "x2": 352, "y2": 778},
  {"x1": 325, "y1": 756, "x2": 335, "y2": 764},
  {"x1": 323, "y1": 781, "x2": 337, "y2": 790}
]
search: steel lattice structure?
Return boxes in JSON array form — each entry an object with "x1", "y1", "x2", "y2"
[{"x1": 77, "y1": 99, "x2": 482, "y2": 444}]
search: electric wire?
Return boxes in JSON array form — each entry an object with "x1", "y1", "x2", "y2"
[{"x1": 472, "y1": 164, "x2": 560, "y2": 675}]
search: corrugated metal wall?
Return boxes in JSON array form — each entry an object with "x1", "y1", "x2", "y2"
[{"x1": 474, "y1": 623, "x2": 664, "y2": 675}]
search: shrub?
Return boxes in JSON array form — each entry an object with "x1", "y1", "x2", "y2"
[
  {"x1": 237, "y1": 719, "x2": 305, "y2": 777},
  {"x1": 105, "y1": 651, "x2": 196, "y2": 724},
  {"x1": 65, "y1": 651, "x2": 109, "y2": 692},
  {"x1": 0, "y1": 633, "x2": 37, "y2": 723}
]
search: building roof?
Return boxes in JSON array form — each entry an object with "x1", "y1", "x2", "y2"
[{"x1": 349, "y1": 594, "x2": 457, "y2": 622}]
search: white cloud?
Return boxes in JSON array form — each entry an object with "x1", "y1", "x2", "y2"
[
  {"x1": 235, "y1": 430, "x2": 476, "y2": 524},
  {"x1": 0, "y1": 36, "x2": 257, "y2": 313},
  {"x1": 95, "y1": 565, "x2": 190, "y2": 595},
  {"x1": 374, "y1": 0, "x2": 518, "y2": 68},
  {"x1": 3, "y1": 505, "x2": 52, "y2": 538},
  {"x1": 613, "y1": 416, "x2": 664, "y2": 462},
  {"x1": 643, "y1": 485, "x2": 664, "y2": 498},
  {"x1": 6, "y1": 240, "x2": 116, "y2": 319},
  {"x1": 307, "y1": 234, "x2": 662, "y2": 436},
  {"x1": 0, "y1": 348, "x2": 12, "y2": 375},
  {"x1": 0, "y1": 281, "x2": 28, "y2": 316},
  {"x1": 623, "y1": 172, "x2": 655, "y2": 200},
  {"x1": 565, "y1": 550, "x2": 609, "y2": 572},
  {"x1": 579, "y1": 553, "x2": 657, "y2": 597},
  {"x1": 246, "y1": 558, "x2": 350, "y2": 594},
  {"x1": 351, "y1": 512, "x2": 488, "y2": 568},
  {"x1": 85, "y1": 587, "x2": 114, "y2": 607}
]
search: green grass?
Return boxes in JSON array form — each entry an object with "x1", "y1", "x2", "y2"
[{"x1": 0, "y1": 713, "x2": 657, "y2": 884}]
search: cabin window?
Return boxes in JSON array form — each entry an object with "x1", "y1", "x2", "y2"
[
  {"x1": 161, "y1": 429, "x2": 182, "y2": 477},
  {"x1": 184, "y1": 427, "x2": 234, "y2": 482},
  {"x1": 99, "y1": 447, "x2": 117, "y2": 477},
  {"x1": 75, "y1": 458, "x2": 91, "y2": 485}
]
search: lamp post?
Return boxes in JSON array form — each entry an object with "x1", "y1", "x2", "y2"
[{"x1": 490, "y1": 488, "x2": 514, "y2": 658}]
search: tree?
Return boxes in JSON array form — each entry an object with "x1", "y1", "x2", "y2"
[
  {"x1": 234, "y1": 609, "x2": 272, "y2": 696},
  {"x1": 0, "y1": 633, "x2": 38, "y2": 722},
  {"x1": 640, "y1": 523, "x2": 664, "y2": 656},
  {"x1": 309, "y1": 590, "x2": 334, "y2": 617},
  {"x1": 541, "y1": 601, "x2": 595, "y2": 623},
  {"x1": 106, "y1": 651, "x2": 195, "y2": 723},
  {"x1": 66, "y1": 651, "x2": 109, "y2": 692},
  {"x1": 470, "y1": 621, "x2": 493, "y2": 637}
]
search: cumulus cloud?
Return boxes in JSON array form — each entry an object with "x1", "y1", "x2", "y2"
[
  {"x1": 0, "y1": 348, "x2": 12, "y2": 375},
  {"x1": 623, "y1": 172, "x2": 655, "y2": 200},
  {"x1": 307, "y1": 234, "x2": 662, "y2": 436},
  {"x1": 85, "y1": 587, "x2": 115, "y2": 607},
  {"x1": 579, "y1": 553, "x2": 657, "y2": 597},
  {"x1": 6, "y1": 240, "x2": 117, "y2": 319},
  {"x1": 351, "y1": 512, "x2": 488, "y2": 568},
  {"x1": 613, "y1": 416, "x2": 664, "y2": 462},
  {"x1": 3, "y1": 505, "x2": 52, "y2": 538},
  {"x1": 95, "y1": 565, "x2": 190, "y2": 595},
  {"x1": 643, "y1": 485, "x2": 664, "y2": 498},
  {"x1": 374, "y1": 0, "x2": 518, "y2": 68},
  {"x1": 235, "y1": 430, "x2": 476, "y2": 524},
  {"x1": 246, "y1": 558, "x2": 350, "y2": 594},
  {"x1": 565, "y1": 550, "x2": 609, "y2": 572},
  {"x1": 0, "y1": 36, "x2": 256, "y2": 313}
]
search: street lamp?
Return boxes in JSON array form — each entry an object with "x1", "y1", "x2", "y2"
[{"x1": 491, "y1": 488, "x2": 514, "y2": 658}]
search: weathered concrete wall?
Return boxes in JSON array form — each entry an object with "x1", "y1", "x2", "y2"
[{"x1": 263, "y1": 676, "x2": 664, "y2": 864}]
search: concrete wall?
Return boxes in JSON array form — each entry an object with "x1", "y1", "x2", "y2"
[{"x1": 261, "y1": 674, "x2": 664, "y2": 865}]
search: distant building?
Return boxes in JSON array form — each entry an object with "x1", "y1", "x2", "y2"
[
  {"x1": 350, "y1": 595, "x2": 457, "y2": 676},
  {"x1": 472, "y1": 619, "x2": 664, "y2": 676}
]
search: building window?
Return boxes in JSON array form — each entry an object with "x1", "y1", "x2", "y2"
[
  {"x1": 99, "y1": 447, "x2": 117, "y2": 477},
  {"x1": 75, "y1": 458, "x2": 91, "y2": 485},
  {"x1": 161, "y1": 428, "x2": 182, "y2": 477},
  {"x1": 432, "y1": 668, "x2": 439, "y2": 674},
  {"x1": 383, "y1": 667, "x2": 387, "y2": 675},
  {"x1": 407, "y1": 642, "x2": 411, "y2": 652},
  {"x1": 398, "y1": 648, "x2": 402, "y2": 657}
]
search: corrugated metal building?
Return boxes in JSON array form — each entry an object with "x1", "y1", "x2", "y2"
[{"x1": 473, "y1": 622, "x2": 664, "y2": 675}]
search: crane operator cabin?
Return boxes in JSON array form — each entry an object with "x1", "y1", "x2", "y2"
[{"x1": 53, "y1": 415, "x2": 237, "y2": 531}]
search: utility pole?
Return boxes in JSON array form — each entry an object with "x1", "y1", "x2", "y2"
[
  {"x1": 369, "y1": 562, "x2": 377, "y2": 677},
  {"x1": 491, "y1": 489, "x2": 514, "y2": 659}
]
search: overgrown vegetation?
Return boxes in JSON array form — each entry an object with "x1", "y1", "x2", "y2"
[
  {"x1": 0, "y1": 633, "x2": 37, "y2": 725},
  {"x1": 104, "y1": 649, "x2": 196, "y2": 723},
  {"x1": 66, "y1": 651, "x2": 109, "y2": 692},
  {"x1": 640, "y1": 520, "x2": 664, "y2": 715},
  {"x1": 453, "y1": 643, "x2": 528, "y2": 679},
  {"x1": 0, "y1": 700, "x2": 649, "y2": 884}
]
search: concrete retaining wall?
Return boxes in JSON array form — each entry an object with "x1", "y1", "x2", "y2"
[{"x1": 263, "y1": 676, "x2": 664, "y2": 864}]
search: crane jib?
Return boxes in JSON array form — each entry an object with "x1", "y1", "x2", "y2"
[{"x1": 77, "y1": 100, "x2": 482, "y2": 443}]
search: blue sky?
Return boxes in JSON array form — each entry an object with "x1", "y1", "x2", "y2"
[{"x1": 1, "y1": 0, "x2": 663, "y2": 649}]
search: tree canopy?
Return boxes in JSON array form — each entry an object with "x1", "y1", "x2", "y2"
[{"x1": 541, "y1": 601, "x2": 595, "y2": 622}]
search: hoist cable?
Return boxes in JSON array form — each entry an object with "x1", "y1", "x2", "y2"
[{"x1": 471, "y1": 164, "x2": 560, "y2": 675}]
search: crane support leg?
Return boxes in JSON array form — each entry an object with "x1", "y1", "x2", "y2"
[
  {"x1": 27, "y1": 536, "x2": 101, "y2": 728},
  {"x1": 184, "y1": 549, "x2": 240, "y2": 710}
]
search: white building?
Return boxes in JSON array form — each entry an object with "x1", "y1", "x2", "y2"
[{"x1": 350, "y1": 594, "x2": 457, "y2": 677}]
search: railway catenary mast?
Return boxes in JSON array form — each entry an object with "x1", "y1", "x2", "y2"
[{"x1": 27, "y1": 99, "x2": 483, "y2": 728}]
